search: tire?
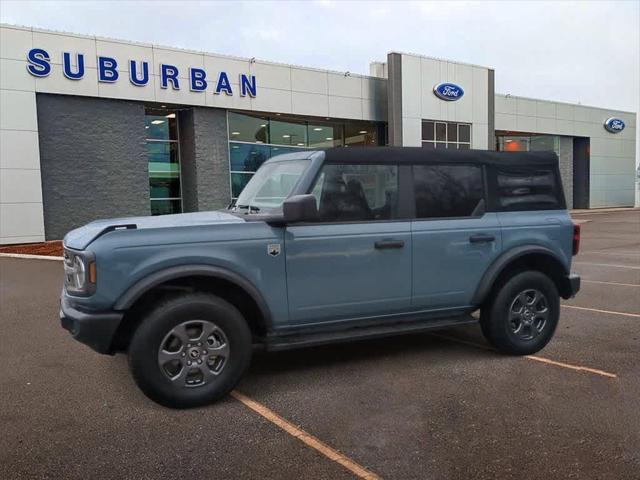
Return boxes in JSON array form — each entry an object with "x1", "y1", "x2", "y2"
[
  {"x1": 480, "y1": 270, "x2": 560, "y2": 355},
  {"x1": 128, "y1": 293, "x2": 252, "y2": 408}
]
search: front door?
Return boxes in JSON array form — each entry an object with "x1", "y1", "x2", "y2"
[{"x1": 284, "y1": 162, "x2": 412, "y2": 325}]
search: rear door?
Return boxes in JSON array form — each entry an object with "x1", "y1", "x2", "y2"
[
  {"x1": 285, "y1": 162, "x2": 412, "y2": 324},
  {"x1": 411, "y1": 163, "x2": 503, "y2": 310}
]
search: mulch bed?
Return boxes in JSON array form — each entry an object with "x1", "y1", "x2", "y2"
[{"x1": 0, "y1": 240, "x2": 63, "y2": 257}]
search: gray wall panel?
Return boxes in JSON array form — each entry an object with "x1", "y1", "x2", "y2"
[
  {"x1": 36, "y1": 94, "x2": 149, "y2": 240},
  {"x1": 559, "y1": 136, "x2": 574, "y2": 209},
  {"x1": 186, "y1": 107, "x2": 230, "y2": 211}
]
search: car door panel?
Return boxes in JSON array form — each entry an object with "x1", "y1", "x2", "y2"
[
  {"x1": 411, "y1": 213, "x2": 502, "y2": 309},
  {"x1": 285, "y1": 221, "x2": 412, "y2": 324}
]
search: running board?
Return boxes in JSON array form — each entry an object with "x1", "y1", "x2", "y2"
[{"x1": 262, "y1": 315, "x2": 477, "y2": 351}]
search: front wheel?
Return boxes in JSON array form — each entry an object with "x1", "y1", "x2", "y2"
[
  {"x1": 128, "y1": 293, "x2": 252, "y2": 408},
  {"x1": 480, "y1": 270, "x2": 560, "y2": 355}
]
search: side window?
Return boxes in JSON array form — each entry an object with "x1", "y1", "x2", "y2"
[
  {"x1": 312, "y1": 164, "x2": 398, "y2": 222},
  {"x1": 496, "y1": 168, "x2": 561, "y2": 210},
  {"x1": 413, "y1": 164, "x2": 484, "y2": 218}
]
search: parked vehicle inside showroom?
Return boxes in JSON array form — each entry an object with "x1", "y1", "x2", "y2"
[{"x1": 60, "y1": 147, "x2": 580, "y2": 408}]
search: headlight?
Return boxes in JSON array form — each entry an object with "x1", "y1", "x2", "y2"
[{"x1": 64, "y1": 248, "x2": 96, "y2": 295}]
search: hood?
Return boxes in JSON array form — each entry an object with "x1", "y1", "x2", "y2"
[{"x1": 64, "y1": 211, "x2": 245, "y2": 250}]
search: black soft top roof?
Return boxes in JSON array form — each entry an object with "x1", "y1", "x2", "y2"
[{"x1": 322, "y1": 146, "x2": 559, "y2": 167}]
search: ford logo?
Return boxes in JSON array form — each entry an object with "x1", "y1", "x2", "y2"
[
  {"x1": 433, "y1": 82, "x2": 464, "y2": 101},
  {"x1": 604, "y1": 117, "x2": 625, "y2": 133}
]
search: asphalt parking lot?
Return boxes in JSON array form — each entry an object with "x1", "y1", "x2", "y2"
[{"x1": 1, "y1": 209, "x2": 639, "y2": 479}]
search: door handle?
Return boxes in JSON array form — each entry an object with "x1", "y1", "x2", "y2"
[
  {"x1": 375, "y1": 239, "x2": 405, "y2": 249},
  {"x1": 469, "y1": 234, "x2": 495, "y2": 244}
]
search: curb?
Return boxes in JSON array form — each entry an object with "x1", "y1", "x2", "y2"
[{"x1": 0, "y1": 253, "x2": 63, "y2": 261}]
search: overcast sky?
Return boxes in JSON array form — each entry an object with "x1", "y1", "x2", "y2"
[{"x1": 1, "y1": 0, "x2": 638, "y2": 114}]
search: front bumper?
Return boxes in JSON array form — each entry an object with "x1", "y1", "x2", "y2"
[
  {"x1": 60, "y1": 295, "x2": 123, "y2": 354},
  {"x1": 561, "y1": 273, "x2": 581, "y2": 299}
]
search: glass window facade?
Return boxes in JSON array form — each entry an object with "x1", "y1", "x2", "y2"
[
  {"x1": 421, "y1": 121, "x2": 471, "y2": 150},
  {"x1": 145, "y1": 109, "x2": 182, "y2": 215},
  {"x1": 496, "y1": 133, "x2": 560, "y2": 155},
  {"x1": 228, "y1": 111, "x2": 383, "y2": 199}
]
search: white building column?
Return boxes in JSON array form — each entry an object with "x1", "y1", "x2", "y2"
[{"x1": 1, "y1": 25, "x2": 45, "y2": 244}]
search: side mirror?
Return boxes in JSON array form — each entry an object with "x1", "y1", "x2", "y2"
[{"x1": 282, "y1": 194, "x2": 318, "y2": 223}]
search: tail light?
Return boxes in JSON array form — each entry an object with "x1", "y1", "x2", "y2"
[{"x1": 572, "y1": 223, "x2": 581, "y2": 256}]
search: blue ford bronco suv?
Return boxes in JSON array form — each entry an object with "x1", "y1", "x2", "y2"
[{"x1": 61, "y1": 147, "x2": 580, "y2": 408}]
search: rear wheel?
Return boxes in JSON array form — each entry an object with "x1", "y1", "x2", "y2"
[
  {"x1": 128, "y1": 293, "x2": 252, "y2": 408},
  {"x1": 480, "y1": 270, "x2": 560, "y2": 355}
]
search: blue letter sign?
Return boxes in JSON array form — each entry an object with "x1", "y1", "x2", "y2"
[
  {"x1": 26, "y1": 48, "x2": 51, "y2": 77},
  {"x1": 62, "y1": 52, "x2": 85, "y2": 80},
  {"x1": 129, "y1": 60, "x2": 149, "y2": 86},
  {"x1": 26, "y1": 48, "x2": 258, "y2": 98},
  {"x1": 189, "y1": 68, "x2": 208, "y2": 92},
  {"x1": 160, "y1": 64, "x2": 180, "y2": 90},
  {"x1": 98, "y1": 56, "x2": 119, "y2": 82}
]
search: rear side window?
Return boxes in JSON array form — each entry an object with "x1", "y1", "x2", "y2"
[
  {"x1": 413, "y1": 164, "x2": 484, "y2": 218},
  {"x1": 496, "y1": 167, "x2": 562, "y2": 210}
]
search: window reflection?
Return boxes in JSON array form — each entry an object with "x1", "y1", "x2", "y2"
[
  {"x1": 228, "y1": 112, "x2": 269, "y2": 143},
  {"x1": 270, "y1": 119, "x2": 308, "y2": 146},
  {"x1": 421, "y1": 120, "x2": 471, "y2": 150},
  {"x1": 227, "y1": 112, "x2": 385, "y2": 199},
  {"x1": 146, "y1": 108, "x2": 182, "y2": 215}
]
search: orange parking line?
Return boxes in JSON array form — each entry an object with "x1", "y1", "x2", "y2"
[
  {"x1": 582, "y1": 280, "x2": 639, "y2": 288},
  {"x1": 525, "y1": 355, "x2": 617, "y2": 378},
  {"x1": 562, "y1": 304, "x2": 640, "y2": 318},
  {"x1": 429, "y1": 333, "x2": 617, "y2": 379},
  {"x1": 231, "y1": 390, "x2": 382, "y2": 480}
]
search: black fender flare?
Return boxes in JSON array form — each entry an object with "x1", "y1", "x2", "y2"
[
  {"x1": 113, "y1": 264, "x2": 272, "y2": 327},
  {"x1": 471, "y1": 245, "x2": 569, "y2": 305}
]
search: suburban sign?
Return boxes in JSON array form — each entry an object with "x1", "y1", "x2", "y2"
[
  {"x1": 603, "y1": 117, "x2": 625, "y2": 133},
  {"x1": 433, "y1": 82, "x2": 464, "y2": 101},
  {"x1": 26, "y1": 48, "x2": 257, "y2": 97}
]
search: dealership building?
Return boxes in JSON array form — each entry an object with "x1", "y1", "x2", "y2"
[{"x1": 0, "y1": 23, "x2": 637, "y2": 244}]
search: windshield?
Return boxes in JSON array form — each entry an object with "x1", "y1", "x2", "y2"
[{"x1": 234, "y1": 159, "x2": 311, "y2": 211}]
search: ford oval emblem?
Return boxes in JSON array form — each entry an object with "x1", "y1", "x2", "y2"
[
  {"x1": 604, "y1": 117, "x2": 625, "y2": 133},
  {"x1": 433, "y1": 82, "x2": 464, "y2": 101}
]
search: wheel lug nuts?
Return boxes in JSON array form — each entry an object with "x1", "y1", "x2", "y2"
[
  {"x1": 203, "y1": 350, "x2": 207, "y2": 354},
  {"x1": 181, "y1": 353, "x2": 186, "y2": 357},
  {"x1": 187, "y1": 361, "x2": 192, "y2": 366},
  {"x1": 197, "y1": 343, "x2": 202, "y2": 346},
  {"x1": 197, "y1": 359, "x2": 202, "y2": 364}
]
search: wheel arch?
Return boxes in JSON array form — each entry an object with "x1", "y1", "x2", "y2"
[
  {"x1": 472, "y1": 246, "x2": 571, "y2": 305},
  {"x1": 111, "y1": 265, "x2": 273, "y2": 351}
]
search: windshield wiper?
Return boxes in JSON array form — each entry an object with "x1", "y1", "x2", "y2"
[{"x1": 236, "y1": 205, "x2": 260, "y2": 213}]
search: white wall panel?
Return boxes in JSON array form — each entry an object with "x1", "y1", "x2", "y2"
[
  {"x1": 536, "y1": 101, "x2": 556, "y2": 119},
  {"x1": 291, "y1": 68, "x2": 328, "y2": 95},
  {"x1": 0, "y1": 90, "x2": 38, "y2": 131},
  {"x1": 250, "y1": 62, "x2": 291, "y2": 90},
  {"x1": 250, "y1": 87, "x2": 292, "y2": 114},
  {"x1": 1, "y1": 26, "x2": 32, "y2": 61},
  {"x1": 35, "y1": 65, "x2": 99, "y2": 97},
  {"x1": 152, "y1": 48, "x2": 205, "y2": 80},
  {"x1": 472, "y1": 123, "x2": 488, "y2": 150},
  {"x1": 0, "y1": 130, "x2": 40, "y2": 169},
  {"x1": 0, "y1": 58, "x2": 35, "y2": 91},
  {"x1": 96, "y1": 40, "x2": 154, "y2": 72},
  {"x1": 402, "y1": 117, "x2": 421, "y2": 147},
  {"x1": 329, "y1": 95, "x2": 362, "y2": 119},
  {"x1": 291, "y1": 91, "x2": 329, "y2": 117},
  {"x1": 0, "y1": 203, "x2": 44, "y2": 240},
  {"x1": 0, "y1": 169, "x2": 42, "y2": 203},
  {"x1": 328, "y1": 73, "x2": 361, "y2": 98},
  {"x1": 99, "y1": 74, "x2": 156, "y2": 101},
  {"x1": 33, "y1": 30, "x2": 98, "y2": 68}
]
